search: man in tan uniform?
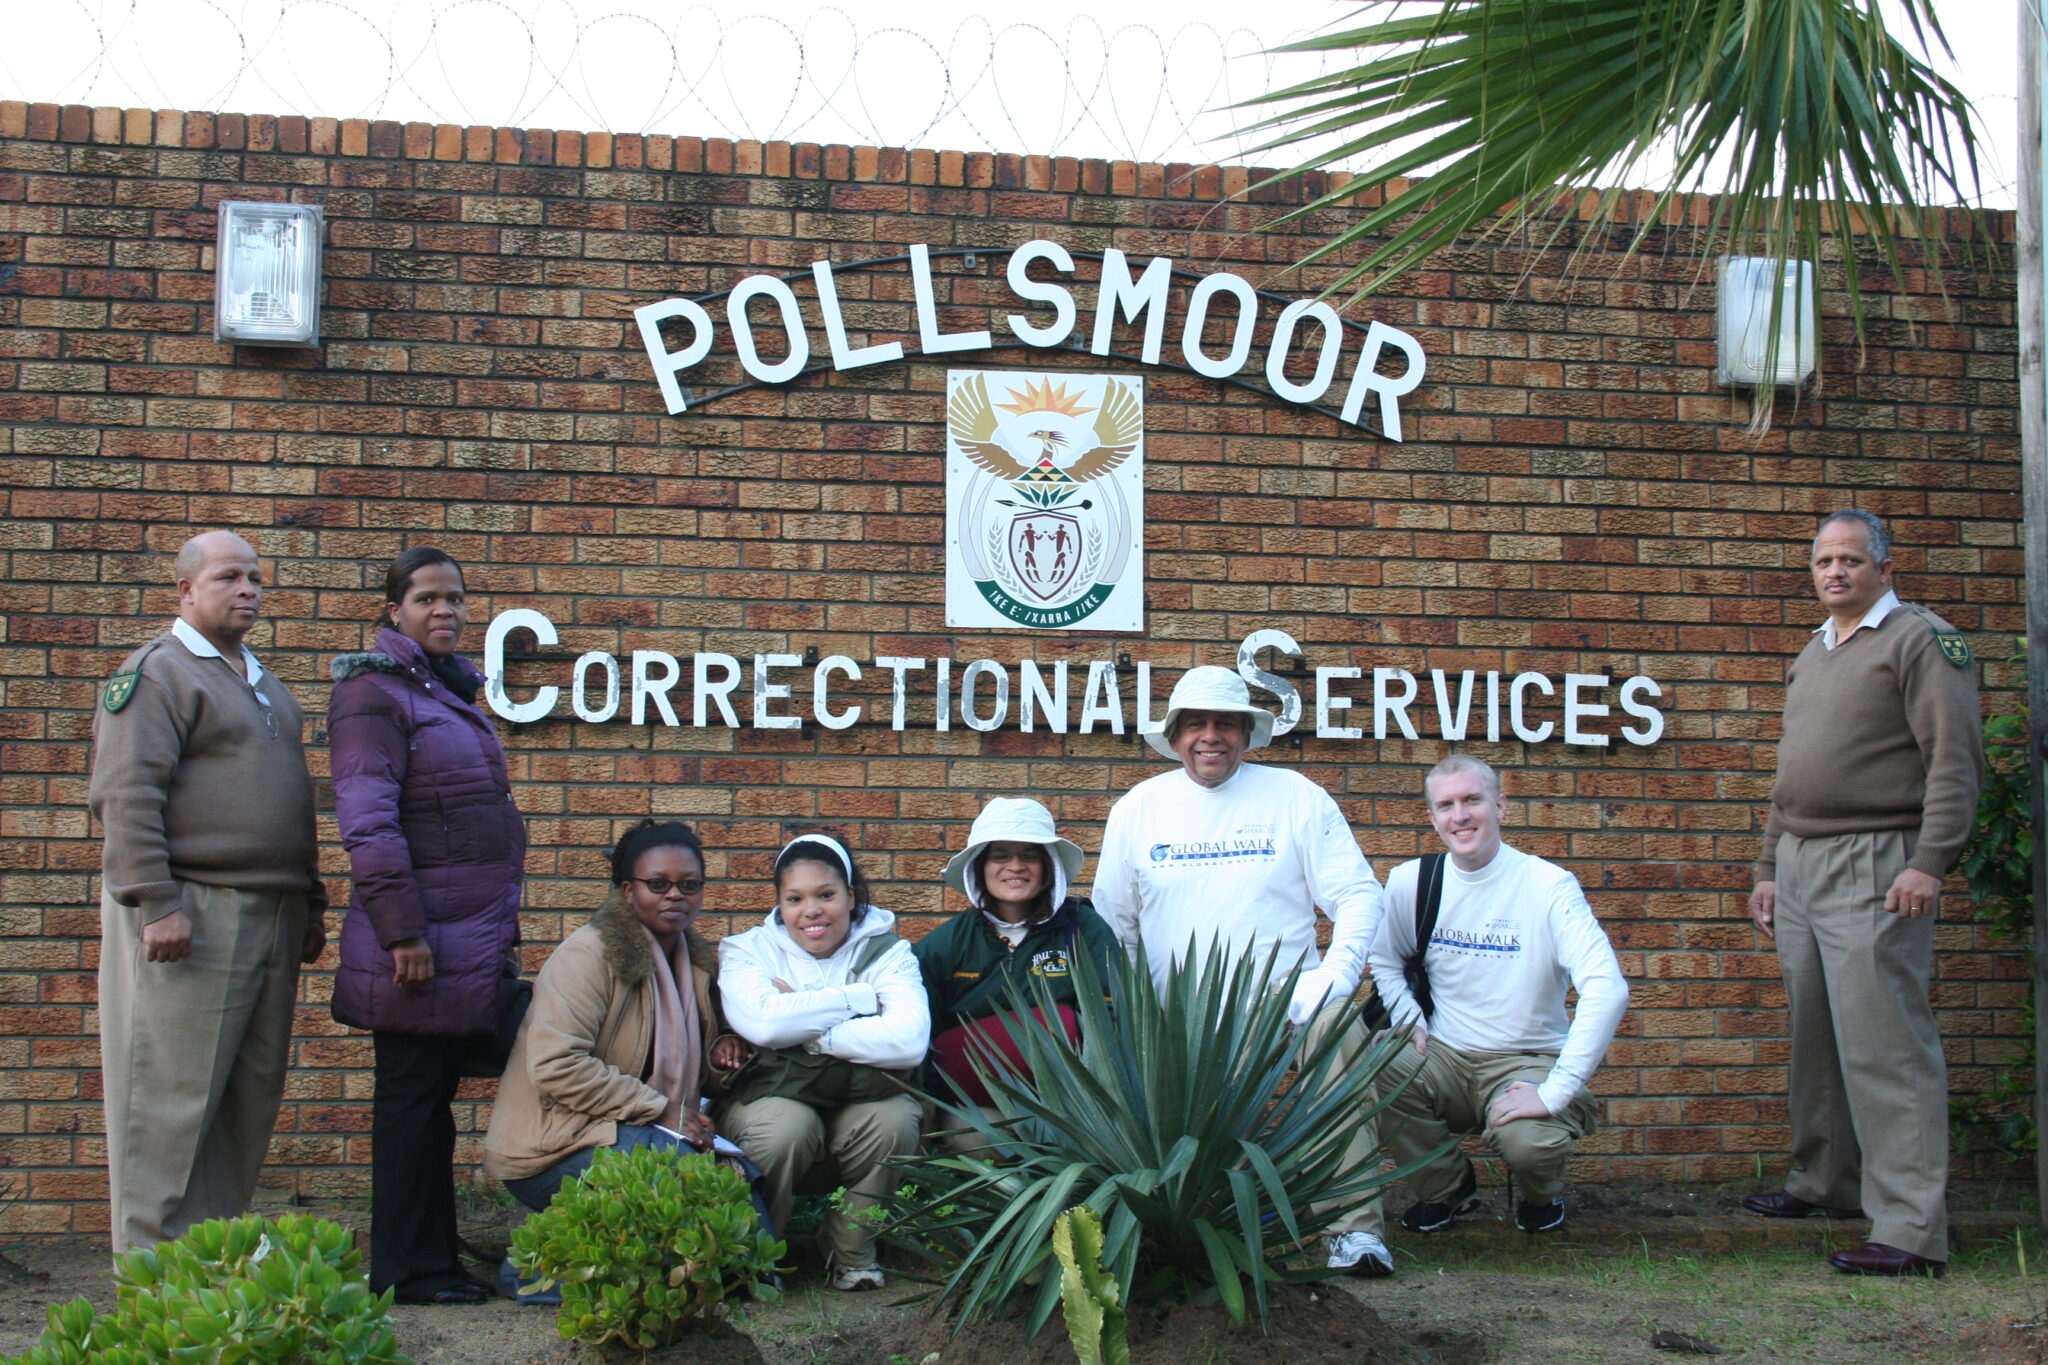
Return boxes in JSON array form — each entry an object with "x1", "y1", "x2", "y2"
[
  {"x1": 91, "y1": 531, "x2": 327, "y2": 1251},
  {"x1": 1745, "y1": 509, "x2": 1981, "y2": 1277}
]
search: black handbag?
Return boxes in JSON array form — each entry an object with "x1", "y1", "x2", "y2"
[{"x1": 1362, "y1": 853, "x2": 1447, "y2": 1030}]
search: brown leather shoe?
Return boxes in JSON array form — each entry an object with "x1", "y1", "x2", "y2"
[
  {"x1": 1828, "y1": 1242, "x2": 1945, "y2": 1277},
  {"x1": 1742, "y1": 1189, "x2": 1864, "y2": 1220}
]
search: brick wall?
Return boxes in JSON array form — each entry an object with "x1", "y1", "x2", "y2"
[{"x1": 0, "y1": 99, "x2": 2027, "y2": 1235}]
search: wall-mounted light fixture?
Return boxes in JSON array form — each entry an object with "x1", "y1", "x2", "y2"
[
  {"x1": 214, "y1": 201, "x2": 323, "y2": 347},
  {"x1": 1716, "y1": 255, "x2": 1816, "y2": 388}
]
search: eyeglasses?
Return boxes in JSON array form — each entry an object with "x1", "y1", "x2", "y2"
[
  {"x1": 627, "y1": 877, "x2": 706, "y2": 896},
  {"x1": 982, "y1": 848, "x2": 1046, "y2": 867}
]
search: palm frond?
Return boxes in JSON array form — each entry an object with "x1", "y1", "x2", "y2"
[{"x1": 1237, "y1": 0, "x2": 1989, "y2": 428}]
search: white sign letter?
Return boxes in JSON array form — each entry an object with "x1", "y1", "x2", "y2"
[
  {"x1": 1564, "y1": 673, "x2": 1611, "y2": 747},
  {"x1": 752, "y1": 653, "x2": 801, "y2": 730},
  {"x1": 1264, "y1": 300, "x2": 1344, "y2": 404},
  {"x1": 1509, "y1": 671, "x2": 1555, "y2": 743},
  {"x1": 1005, "y1": 239, "x2": 1076, "y2": 347},
  {"x1": 813, "y1": 655, "x2": 862, "y2": 730},
  {"x1": 1018, "y1": 660, "x2": 1070, "y2": 733},
  {"x1": 1078, "y1": 660, "x2": 1126, "y2": 734},
  {"x1": 1180, "y1": 272, "x2": 1259, "y2": 378},
  {"x1": 911, "y1": 243, "x2": 993, "y2": 354},
  {"x1": 1373, "y1": 667, "x2": 1421, "y2": 741},
  {"x1": 1315, "y1": 666, "x2": 1363, "y2": 740},
  {"x1": 691, "y1": 653, "x2": 742, "y2": 728},
  {"x1": 1237, "y1": 629, "x2": 1302, "y2": 737},
  {"x1": 631, "y1": 650, "x2": 682, "y2": 727},
  {"x1": 484, "y1": 609, "x2": 560, "y2": 723},
  {"x1": 959, "y1": 660, "x2": 1009, "y2": 731},
  {"x1": 727, "y1": 276, "x2": 810, "y2": 384},
  {"x1": 1339, "y1": 320, "x2": 1427, "y2": 440},
  {"x1": 632, "y1": 298, "x2": 715, "y2": 415},
  {"x1": 812, "y1": 260, "x2": 903, "y2": 371},
  {"x1": 571, "y1": 651, "x2": 620, "y2": 723},
  {"x1": 1619, "y1": 675, "x2": 1665, "y2": 746},
  {"x1": 1089, "y1": 249, "x2": 1173, "y2": 365},
  {"x1": 874, "y1": 656, "x2": 926, "y2": 731}
]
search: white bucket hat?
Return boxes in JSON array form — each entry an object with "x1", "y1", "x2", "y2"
[
  {"x1": 942, "y1": 797, "x2": 1086, "y2": 909},
  {"x1": 1144, "y1": 665, "x2": 1275, "y2": 761}
]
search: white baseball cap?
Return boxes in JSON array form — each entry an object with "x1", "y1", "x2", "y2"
[
  {"x1": 941, "y1": 797, "x2": 1086, "y2": 907},
  {"x1": 1144, "y1": 665, "x2": 1275, "y2": 761}
]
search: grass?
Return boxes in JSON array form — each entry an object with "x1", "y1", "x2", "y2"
[{"x1": 1364, "y1": 1230, "x2": 2042, "y2": 1364}]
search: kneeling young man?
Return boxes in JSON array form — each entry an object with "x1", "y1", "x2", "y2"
[{"x1": 1370, "y1": 755, "x2": 1628, "y2": 1234}]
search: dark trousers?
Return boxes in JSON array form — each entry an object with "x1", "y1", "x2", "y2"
[{"x1": 371, "y1": 1031, "x2": 502, "y2": 1297}]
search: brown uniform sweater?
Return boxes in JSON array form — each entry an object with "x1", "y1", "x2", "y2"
[
  {"x1": 89, "y1": 629, "x2": 326, "y2": 924},
  {"x1": 1756, "y1": 602, "x2": 1983, "y2": 882}
]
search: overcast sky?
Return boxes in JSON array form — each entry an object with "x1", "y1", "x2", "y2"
[{"x1": 1, "y1": 1, "x2": 2023, "y2": 206}]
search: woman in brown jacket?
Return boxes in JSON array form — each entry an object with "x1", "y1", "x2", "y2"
[{"x1": 483, "y1": 820, "x2": 744, "y2": 1213}]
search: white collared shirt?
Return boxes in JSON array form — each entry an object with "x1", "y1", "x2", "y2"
[
  {"x1": 171, "y1": 618, "x2": 272, "y2": 708},
  {"x1": 1816, "y1": 588, "x2": 1900, "y2": 651}
]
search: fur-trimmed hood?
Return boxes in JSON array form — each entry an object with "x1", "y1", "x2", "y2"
[
  {"x1": 589, "y1": 888, "x2": 717, "y2": 986},
  {"x1": 329, "y1": 637, "x2": 484, "y2": 688},
  {"x1": 330, "y1": 649, "x2": 407, "y2": 681}
]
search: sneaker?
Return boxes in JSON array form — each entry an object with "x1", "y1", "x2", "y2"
[
  {"x1": 1325, "y1": 1231, "x2": 1394, "y2": 1278},
  {"x1": 830, "y1": 1262, "x2": 886, "y2": 1292},
  {"x1": 1516, "y1": 1196, "x2": 1566, "y2": 1233},
  {"x1": 1399, "y1": 1162, "x2": 1482, "y2": 1234}
]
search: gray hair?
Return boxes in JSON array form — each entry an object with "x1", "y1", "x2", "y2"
[
  {"x1": 1816, "y1": 508, "x2": 1890, "y2": 563},
  {"x1": 1424, "y1": 753, "x2": 1501, "y2": 802}
]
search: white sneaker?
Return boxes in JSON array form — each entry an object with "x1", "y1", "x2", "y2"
[
  {"x1": 830, "y1": 1262, "x2": 886, "y2": 1292},
  {"x1": 1326, "y1": 1231, "x2": 1394, "y2": 1278}
]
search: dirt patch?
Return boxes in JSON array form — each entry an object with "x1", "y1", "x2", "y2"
[
  {"x1": 842, "y1": 1283, "x2": 1485, "y2": 1365},
  {"x1": 505, "y1": 1324, "x2": 767, "y2": 1365},
  {"x1": 1955, "y1": 1317, "x2": 2048, "y2": 1365}
]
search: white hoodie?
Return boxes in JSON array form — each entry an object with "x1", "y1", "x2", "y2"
[{"x1": 716, "y1": 905, "x2": 931, "y2": 1071}]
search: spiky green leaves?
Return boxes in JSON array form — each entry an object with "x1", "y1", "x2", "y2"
[{"x1": 884, "y1": 945, "x2": 1439, "y2": 1335}]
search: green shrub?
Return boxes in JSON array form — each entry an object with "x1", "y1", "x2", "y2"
[
  {"x1": 885, "y1": 945, "x2": 1431, "y2": 1335},
  {"x1": 1952, "y1": 638, "x2": 2035, "y2": 1156},
  {"x1": 3, "y1": 1213, "x2": 403, "y2": 1365},
  {"x1": 509, "y1": 1143, "x2": 784, "y2": 1352}
]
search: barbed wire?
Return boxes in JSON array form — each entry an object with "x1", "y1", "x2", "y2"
[
  {"x1": 4, "y1": 0, "x2": 1368, "y2": 169},
  {"x1": 2, "y1": 1, "x2": 2014, "y2": 204}
]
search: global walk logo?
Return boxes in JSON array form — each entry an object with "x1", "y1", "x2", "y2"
[{"x1": 945, "y1": 370, "x2": 1144, "y2": 631}]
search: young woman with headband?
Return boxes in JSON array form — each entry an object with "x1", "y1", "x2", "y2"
[{"x1": 714, "y1": 833, "x2": 930, "y2": 1291}]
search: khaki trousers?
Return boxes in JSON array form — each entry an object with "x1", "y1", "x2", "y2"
[
  {"x1": 99, "y1": 882, "x2": 306, "y2": 1253},
  {"x1": 1380, "y1": 1038, "x2": 1597, "y2": 1204},
  {"x1": 720, "y1": 1092, "x2": 923, "y2": 1266},
  {"x1": 1776, "y1": 830, "x2": 1948, "y2": 1261},
  {"x1": 1303, "y1": 1000, "x2": 1388, "y2": 1239}
]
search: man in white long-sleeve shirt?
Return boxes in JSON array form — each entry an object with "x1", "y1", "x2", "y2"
[
  {"x1": 1370, "y1": 754, "x2": 1628, "y2": 1236},
  {"x1": 1093, "y1": 666, "x2": 1391, "y2": 1276}
]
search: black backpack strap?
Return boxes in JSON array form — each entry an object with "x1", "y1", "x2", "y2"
[
  {"x1": 1414, "y1": 853, "x2": 1446, "y2": 949},
  {"x1": 1410, "y1": 853, "x2": 1447, "y2": 1019}
]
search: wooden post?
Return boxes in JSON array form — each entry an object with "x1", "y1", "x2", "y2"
[{"x1": 2019, "y1": 0, "x2": 2048, "y2": 1230}]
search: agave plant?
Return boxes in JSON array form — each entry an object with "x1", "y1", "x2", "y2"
[
  {"x1": 1239, "y1": 0, "x2": 1988, "y2": 425},
  {"x1": 883, "y1": 944, "x2": 1434, "y2": 1336}
]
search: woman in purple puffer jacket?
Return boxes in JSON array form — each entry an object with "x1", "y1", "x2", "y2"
[{"x1": 330, "y1": 547, "x2": 526, "y2": 1305}]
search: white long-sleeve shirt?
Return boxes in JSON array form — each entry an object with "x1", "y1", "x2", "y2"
[
  {"x1": 1093, "y1": 762, "x2": 1383, "y2": 999},
  {"x1": 1369, "y1": 844, "x2": 1628, "y2": 1115},
  {"x1": 716, "y1": 906, "x2": 931, "y2": 1071}
]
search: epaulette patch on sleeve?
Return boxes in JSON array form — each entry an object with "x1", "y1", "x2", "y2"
[
  {"x1": 103, "y1": 671, "x2": 139, "y2": 712},
  {"x1": 1933, "y1": 629, "x2": 1972, "y2": 668}
]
